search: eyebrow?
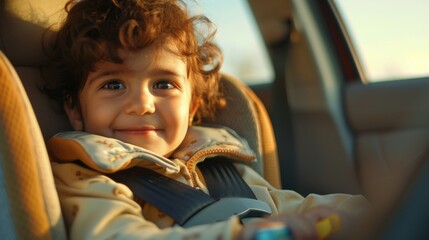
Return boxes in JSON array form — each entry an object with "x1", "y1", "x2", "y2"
[
  {"x1": 87, "y1": 67, "x2": 186, "y2": 84},
  {"x1": 150, "y1": 67, "x2": 186, "y2": 79},
  {"x1": 87, "y1": 70, "x2": 121, "y2": 83}
]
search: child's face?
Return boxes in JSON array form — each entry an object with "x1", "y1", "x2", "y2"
[{"x1": 65, "y1": 43, "x2": 196, "y2": 157}]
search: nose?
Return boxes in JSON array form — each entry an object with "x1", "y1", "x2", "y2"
[{"x1": 125, "y1": 87, "x2": 155, "y2": 115}]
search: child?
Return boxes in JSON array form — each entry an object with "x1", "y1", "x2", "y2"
[{"x1": 45, "y1": 0, "x2": 368, "y2": 239}]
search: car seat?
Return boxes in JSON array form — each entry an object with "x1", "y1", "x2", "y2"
[{"x1": 0, "y1": 0, "x2": 280, "y2": 238}]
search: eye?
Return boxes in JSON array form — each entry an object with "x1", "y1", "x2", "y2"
[
  {"x1": 101, "y1": 80, "x2": 125, "y2": 90},
  {"x1": 153, "y1": 80, "x2": 176, "y2": 90}
]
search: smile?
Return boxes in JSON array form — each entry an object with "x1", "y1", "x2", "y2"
[{"x1": 114, "y1": 127, "x2": 160, "y2": 135}]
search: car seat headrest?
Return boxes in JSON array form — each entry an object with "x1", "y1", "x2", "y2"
[{"x1": 0, "y1": 0, "x2": 65, "y2": 66}]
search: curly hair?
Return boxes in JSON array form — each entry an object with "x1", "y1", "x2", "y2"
[{"x1": 46, "y1": 0, "x2": 225, "y2": 122}]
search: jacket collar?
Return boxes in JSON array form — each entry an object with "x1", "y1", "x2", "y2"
[{"x1": 48, "y1": 125, "x2": 255, "y2": 174}]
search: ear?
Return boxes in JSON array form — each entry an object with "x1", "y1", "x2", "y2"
[
  {"x1": 64, "y1": 100, "x2": 84, "y2": 131},
  {"x1": 189, "y1": 96, "x2": 200, "y2": 125}
]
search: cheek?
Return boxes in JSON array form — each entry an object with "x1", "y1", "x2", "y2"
[
  {"x1": 81, "y1": 99, "x2": 118, "y2": 132},
  {"x1": 162, "y1": 97, "x2": 191, "y2": 135},
  {"x1": 165, "y1": 99, "x2": 190, "y2": 124}
]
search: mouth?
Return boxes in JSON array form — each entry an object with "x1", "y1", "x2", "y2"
[{"x1": 114, "y1": 127, "x2": 160, "y2": 135}]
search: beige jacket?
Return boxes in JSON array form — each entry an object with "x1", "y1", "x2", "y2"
[{"x1": 48, "y1": 125, "x2": 367, "y2": 240}]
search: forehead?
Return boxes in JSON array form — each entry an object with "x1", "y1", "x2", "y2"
[{"x1": 118, "y1": 42, "x2": 187, "y2": 72}]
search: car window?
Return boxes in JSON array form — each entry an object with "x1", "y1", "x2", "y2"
[
  {"x1": 333, "y1": 0, "x2": 429, "y2": 83},
  {"x1": 190, "y1": 0, "x2": 274, "y2": 85}
]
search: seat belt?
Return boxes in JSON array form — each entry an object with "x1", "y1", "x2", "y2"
[
  {"x1": 198, "y1": 158, "x2": 256, "y2": 199},
  {"x1": 109, "y1": 157, "x2": 272, "y2": 227}
]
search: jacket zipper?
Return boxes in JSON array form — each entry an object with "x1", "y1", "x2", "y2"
[{"x1": 185, "y1": 148, "x2": 255, "y2": 187}]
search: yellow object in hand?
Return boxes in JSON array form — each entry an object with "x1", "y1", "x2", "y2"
[{"x1": 315, "y1": 214, "x2": 341, "y2": 239}]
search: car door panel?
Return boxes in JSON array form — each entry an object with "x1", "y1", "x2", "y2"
[{"x1": 346, "y1": 79, "x2": 429, "y2": 202}]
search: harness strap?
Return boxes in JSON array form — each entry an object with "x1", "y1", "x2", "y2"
[
  {"x1": 109, "y1": 167, "x2": 215, "y2": 226},
  {"x1": 109, "y1": 157, "x2": 271, "y2": 227},
  {"x1": 199, "y1": 158, "x2": 256, "y2": 199}
]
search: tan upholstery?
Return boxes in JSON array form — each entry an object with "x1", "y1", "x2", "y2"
[
  {"x1": 207, "y1": 73, "x2": 281, "y2": 188},
  {"x1": 0, "y1": 51, "x2": 66, "y2": 239},
  {"x1": 0, "y1": 0, "x2": 73, "y2": 140},
  {"x1": 0, "y1": 0, "x2": 280, "y2": 236}
]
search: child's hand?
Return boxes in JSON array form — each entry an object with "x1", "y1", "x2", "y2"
[{"x1": 239, "y1": 206, "x2": 345, "y2": 240}]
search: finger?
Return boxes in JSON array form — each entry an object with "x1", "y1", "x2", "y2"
[{"x1": 303, "y1": 206, "x2": 338, "y2": 222}]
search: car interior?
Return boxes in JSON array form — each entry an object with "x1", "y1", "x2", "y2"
[{"x1": 1, "y1": 0, "x2": 429, "y2": 239}]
